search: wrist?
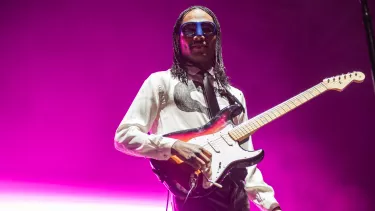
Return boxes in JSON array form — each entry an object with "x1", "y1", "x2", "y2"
[
  {"x1": 272, "y1": 206, "x2": 281, "y2": 211},
  {"x1": 170, "y1": 139, "x2": 181, "y2": 155}
]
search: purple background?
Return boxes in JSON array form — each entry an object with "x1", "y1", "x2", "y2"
[{"x1": 1, "y1": 0, "x2": 375, "y2": 210}]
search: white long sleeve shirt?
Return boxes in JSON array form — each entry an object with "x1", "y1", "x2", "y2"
[{"x1": 114, "y1": 68, "x2": 280, "y2": 211}]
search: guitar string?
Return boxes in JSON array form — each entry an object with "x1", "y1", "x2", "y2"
[{"x1": 198, "y1": 133, "x2": 245, "y2": 151}]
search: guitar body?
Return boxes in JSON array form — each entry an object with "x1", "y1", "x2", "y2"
[{"x1": 149, "y1": 104, "x2": 265, "y2": 199}]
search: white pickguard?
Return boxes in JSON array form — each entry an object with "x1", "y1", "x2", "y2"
[{"x1": 188, "y1": 124, "x2": 263, "y2": 189}]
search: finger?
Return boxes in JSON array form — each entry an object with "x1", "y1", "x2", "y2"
[
  {"x1": 197, "y1": 151, "x2": 211, "y2": 164},
  {"x1": 186, "y1": 155, "x2": 204, "y2": 170},
  {"x1": 186, "y1": 160, "x2": 200, "y2": 170},
  {"x1": 194, "y1": 156, "x2": 206, "y2": 169},
  {"x1": 201, "y1": 147, "x2": 212, "y2": 158}
]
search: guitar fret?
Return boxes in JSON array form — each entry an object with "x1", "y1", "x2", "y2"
[
  {"x1": 310, "y1": 89, "x2": 316, "y2": 95},
  {"x1": 244, "y1": 121, "x2": 256, "y2": 134},
  {"x1": 281, "y1": 104, "x2": 289, "y2": 112},
  {"x1": 306, "y1": 89, "x2": 313, "y2": 96},
  {"x1": 240, "y1": 126, "x2": 250, "y2": 134},
  {"x1": 260, "y1": 115, "x2": 268, "y2": 124},
  {"x1": 260, "y1": 116, "x2": 268, "y2": 124},
  {"x1": 285, "y1": 102, "x2": 292, "y2": 109},
  {"x1": 317, "y1": 83, "x2": 327, "y2": 92},
  {"x1": 238, "y1": 126, "x2": 247, "y2": 134},
  {"x1": 234, "y1": 128, "x2": 242, "y2": 136},
  {"x1": 231, "y1": 131, "x2": 238, "y2": 140},
  {"x1": 260, "y1": 116, "x2": 268, "y2": 125},
  {"x1": 312, "y1": 86, "x2": 320, "y2": 94},
  {"x1": 238, "y1": 126, "x2": 244, "y2": 133},
  {"x1": 264, "y1": 114, "x2": 272, "y2": 121},
  {"x1": 295, "y1": 96, "x2": 303, "y2": 104},
  {"x1": 245, "y1": 123, "x2": 252, "y2": 131},
  {"x1": 256, "y1": 117, "x2": 264, "y2": 125},
  {"x1": 270, "y1": 110, "x2": 278, "y2": 118},
  {"x1": 254, "y1": 122, "x2": 259, "y2": 129},
  {"x1": 306, "y1": 91, "x2": 312, "y2": 98},
  {"x1": 316, "y1": 85, "x2": 324, "y2": 93},
  {"x1": 301, "y1": 92, "x2": 310, "y2": 100},
  {"x1": 254, "y1": 118, "x2": 263, "y2": 127},
  {"x1": 308, "y1": 89, "x2": 316, "y2": 97},
  {"x1": 237, "y1": 131, "x2": 245, "y2": 139},
  {"x1": 290, "y1": 98, "x2": 298, "y2": 106},
  {"x1": 274, "y1": 109, "x2": 281, "y2": 116},
  {"x1": 247, "y1": 123, "x2": 256, "y2": 132},
  {"x1": 246, "y1": 124, "x2": 254, "y2": 131},
  {"x1": 302, "y1": 92, "x2": 311, "y2": 99},
  {"x1": 278, "y1": 106, "x2": 286, "y2": 113},
  {"x1": 285, "y1": 100, "x2": 293, "y2": 110},
  {"x1": 288, "y1": 100, "x2": 297, "y2": 107},
  {"x1": 271, "y1": 109, "x2": 280, "y2": 117},
  {"x1": 278, "y1": 106, "x2": 286, "y2": 114},
  {"x1": 298, "y1": 94, "x2": 307, "y2": 102},
  {"x1": 295, "y1": 97, "x2": 302, "y2": 105},
  {"x1": 233, "y1": 130, "x2": 241, "y2": 139},
  {"x1": 287, "y1": 102, "x2": 293, "y2": 109}
]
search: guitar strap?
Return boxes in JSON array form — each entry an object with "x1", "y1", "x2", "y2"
[
  {"x1": 202, "y1": 71, "x2": 220, "y2": 118},
  {"x1": 201, "y1": 71, "x2": 245, "y2": 119},
  {"x1": 211, "y1": 80, "x2": 245, "y2": 123},
  {"x1": 221, "y1": 86, "x2": 245, "y2": 118}
]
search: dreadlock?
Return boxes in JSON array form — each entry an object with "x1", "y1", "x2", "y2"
[{"x1": 170, "y1": 5, "x2": 230, "y2": 89}]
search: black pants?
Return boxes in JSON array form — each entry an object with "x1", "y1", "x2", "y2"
[{"x1": 172, "y1": 174, "x2": 250, "y2": 211}]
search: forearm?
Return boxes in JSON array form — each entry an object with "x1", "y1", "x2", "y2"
[{"x1": 114, "y1": 124, "x2": 177, "y2": 160}]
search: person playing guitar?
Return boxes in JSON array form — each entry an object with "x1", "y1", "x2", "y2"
[{"x1": 114, "y1": 5, "x2": 283, "y2": 211}]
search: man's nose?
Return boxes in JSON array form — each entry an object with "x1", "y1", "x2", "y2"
[{"x1": 193, "y1": 35, "x2": 205, "y2": 41}]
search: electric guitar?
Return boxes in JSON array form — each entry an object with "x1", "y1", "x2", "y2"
[{"x1": 149, "y1": 71, "x2": 365, "y2": 199}]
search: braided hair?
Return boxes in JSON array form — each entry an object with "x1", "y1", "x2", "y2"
[{"x1": 170, "y1": 5, "x2": 231, "y2": 89}]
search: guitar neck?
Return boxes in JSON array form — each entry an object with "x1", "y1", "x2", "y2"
[{"x1": 228, "y1": 82, "x2": 328, "y2": 141}]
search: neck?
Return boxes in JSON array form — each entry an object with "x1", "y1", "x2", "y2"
[{"x1": 184, "y1": 61, "x2": 214, "y2": 72}]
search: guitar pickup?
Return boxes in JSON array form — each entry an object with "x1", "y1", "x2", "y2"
[
  {"x1": 207, "y1": 139, "x2": 220, "y2": 153},
  {"x1": 221, "y1": 135, "x2": 234, "y2": 146}
]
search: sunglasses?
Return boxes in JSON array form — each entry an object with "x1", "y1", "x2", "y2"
[{"x1": 180, "y1": 21, "x2": 217, "y2": 37}]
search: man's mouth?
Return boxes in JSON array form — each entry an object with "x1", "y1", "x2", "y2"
[{"x1": 191, "y1": 43, "x2": 207, "y2": 48}]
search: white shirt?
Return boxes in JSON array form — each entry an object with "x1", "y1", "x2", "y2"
[{"x1": 114, "y1": 69, "x2": 280, "y2": 211}]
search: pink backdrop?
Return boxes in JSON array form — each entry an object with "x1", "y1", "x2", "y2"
[{"x1": 1, "y1": 0, "x2": 374, "y2": 210}]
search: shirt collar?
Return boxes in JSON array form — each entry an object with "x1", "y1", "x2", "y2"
[{"x1": 186, "y1": 65, "x2": 215, "y2": 77}]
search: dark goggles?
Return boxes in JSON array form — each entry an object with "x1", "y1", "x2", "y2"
[{"x1": 180, "y1": 21, "x2": 217, "y2": 37}]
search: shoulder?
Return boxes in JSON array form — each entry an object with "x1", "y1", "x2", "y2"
[
  {"x1": 226, "y1": 84, "x2": 246, "y2": 100},
  {"x1": 141, "y1": 69, "x2": 174, "y2": 88},
  {"x1": 141, "y1": 69, "x2": 179, "y2": 95},
  {"x1": 147, "y1": 69, "x2": 173, "y2": 81}
]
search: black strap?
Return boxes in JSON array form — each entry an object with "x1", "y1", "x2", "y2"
[{"x1": 202, "y1": 72, "x2": 220, "y2": 118}]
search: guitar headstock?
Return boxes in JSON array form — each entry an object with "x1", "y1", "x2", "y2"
[{"x1": 322, "y1": 71, "x2": 365, "y2": 91}]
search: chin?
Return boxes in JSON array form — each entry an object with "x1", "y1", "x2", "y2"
[{"x1": 191, "y1": 55, "x2": 211, "y2": 63}]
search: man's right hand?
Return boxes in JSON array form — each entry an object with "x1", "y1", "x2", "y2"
[{"x1": 171, "y1": 140, "x2": 212, "y2": 170}]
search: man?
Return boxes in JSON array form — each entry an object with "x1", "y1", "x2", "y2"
[{"x1": 114, "y1": 5, "x2": 282, "y2": 211}]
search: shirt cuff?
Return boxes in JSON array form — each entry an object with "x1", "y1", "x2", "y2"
[
  {"x1": 156, "y1": 136, "x2": 178, "y2": 160},
  {"x1": 263, "y1": 200, "x2": 281, "y2": 211},
  {"x1": 269, "y1": 203, "x2": 281, "y2": 211},
  {"x1": 252, "y1": 191, "x2": 280, "y2": 211}
]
